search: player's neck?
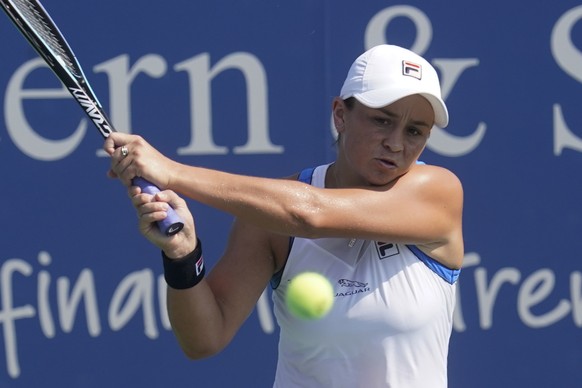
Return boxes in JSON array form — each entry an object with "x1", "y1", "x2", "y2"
[{"x1": 326, "y1": 161, "x2": 357, "y2": 189}]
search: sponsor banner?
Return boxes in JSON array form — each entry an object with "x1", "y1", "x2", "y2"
[{"x1": 1, "y1": 1, "x2": 580, "y2": 387}]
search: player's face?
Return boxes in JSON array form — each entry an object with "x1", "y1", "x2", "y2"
[{"x1": 333, "y1": 95, "x2": 435, "y2": 187}]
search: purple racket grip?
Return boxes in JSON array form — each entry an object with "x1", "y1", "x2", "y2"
[{"x1": 132, "y1": 177, "x2": 184, "y2": 236}]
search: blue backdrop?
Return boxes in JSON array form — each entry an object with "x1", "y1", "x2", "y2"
[{"x1": 1, "y1": 0, "x2": 581, "y2": 387}]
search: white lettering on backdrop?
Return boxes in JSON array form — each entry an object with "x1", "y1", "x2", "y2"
[
  {"x1": 1, "y1": 250, "x2": 581, "y2": 379},
  {"x1": 3, "y1": 6, "x2": 581, "y2": 159},
  {"x1": 0, "y1": 252, "x2": 171, "y2": 379},
  {"x1": 551, "y1": 5, "x2": 582, "y2": 155},
  {"x1": 4, "y1": 51, "x2": 281, "y2": 160}
]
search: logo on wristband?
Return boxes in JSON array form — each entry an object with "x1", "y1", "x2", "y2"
[{"x1": 195, "y1": 257, "x2": 205, "y2": 276}]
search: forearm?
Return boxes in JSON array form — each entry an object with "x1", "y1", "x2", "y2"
[
  {"x1": 170, "y1": 163, "x2": 320, "y2": 237},
  {"x1": 166, "y1": 282, "x2": 229, "y2": 359}
]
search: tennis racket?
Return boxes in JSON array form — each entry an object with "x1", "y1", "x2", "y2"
[{"x1": 1, "y1": 0, "x2": 184, "y2": 236}]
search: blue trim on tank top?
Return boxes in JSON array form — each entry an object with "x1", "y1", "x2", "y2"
[
  {"x1": 406, "y1": 245, "x2": 460, "y2": 284},
  {"x1": 297, "y1": 167, "x2": 315, "y2": 184}
]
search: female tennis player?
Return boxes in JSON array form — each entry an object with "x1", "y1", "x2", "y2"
[{"x1": 105, "y1": 44, "x2": 464, "y2": 387}]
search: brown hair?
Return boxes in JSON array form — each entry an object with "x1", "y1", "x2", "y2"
[{"x1": 343, "y1": 97, "x2": 356, "y2": 110}]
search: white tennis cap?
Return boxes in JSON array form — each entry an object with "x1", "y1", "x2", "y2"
[{"x1": 340, "y1": 45, "x2": 449, "y2": 128}]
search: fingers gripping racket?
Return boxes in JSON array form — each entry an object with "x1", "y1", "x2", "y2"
[{"x1": 1, "y1": 0, "x2": 184, "y2": 236}]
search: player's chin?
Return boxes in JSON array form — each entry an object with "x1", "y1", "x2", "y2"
[
  {"x1": 367, "y1": 165, "x2": 402, "y2": 186},
  {"x1": 366, "y1": 174, "x2": 397, "y2": 187}
]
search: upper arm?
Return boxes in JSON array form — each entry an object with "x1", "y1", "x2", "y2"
[{"x1": 205, "y1": 218, "x2": 282, "y2": 344}]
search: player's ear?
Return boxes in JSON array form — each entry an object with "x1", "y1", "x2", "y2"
[{"x1": 332, "y1": 97, "x2": 347, "y2": 133}]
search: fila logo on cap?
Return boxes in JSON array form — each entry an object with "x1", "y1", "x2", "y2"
[{"x1": 402, "y1": 60, "x2": 422, "y2": 80}]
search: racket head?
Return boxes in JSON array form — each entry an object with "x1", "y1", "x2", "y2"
[
  {"x1": 1, "y1": 0, "x2": 114, "y2": 137},
  {"x1": 1, "y1": 0, "x2": 82, "y2": 78}
]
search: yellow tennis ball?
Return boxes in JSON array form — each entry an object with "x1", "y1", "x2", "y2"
[{"x1": 286, "y1": 272, "x2": 334, "y2": 320}]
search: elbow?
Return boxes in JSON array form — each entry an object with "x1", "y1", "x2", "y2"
[
  {"x1": 174, "y1": 331, "x2": 228, "y2": 360},
  {"x1": 179, "y1": 339, "x2": 225, "y2": 360},
  {"x1": 283, "y1": 185, "x2": 330, "y2": 238},
  {"x1": 182, "y1": 347, "x2": 215, "y2": 361},
  {"x1": 290, "y1": 203, "x2": 328, "y2": 239}
]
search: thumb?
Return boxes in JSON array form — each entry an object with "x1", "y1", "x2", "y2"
[
  {"x1": 156, "y1": 190, "x2": 186, "y2": 211},
  {"x1": 103, "y1": 132, "x2": 134, "y2": 155},
  {"x1": 107, "y1": 169, "x2": 118, "y2": 179},
  {"x1": 103, "y1": 135, "x2": 116, "y2": 156}
]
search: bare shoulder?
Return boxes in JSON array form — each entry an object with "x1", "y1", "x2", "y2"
[
  {"x1": 410, "y1": 163, "x2": 461, "y2": 184},
  {"x1": 403, "y1": 164, "x2": 463, "y2": 199}
]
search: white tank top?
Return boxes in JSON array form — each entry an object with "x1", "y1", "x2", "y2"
[{"x1": 271, "y1": 164, "x2": 459, "y2": 388}]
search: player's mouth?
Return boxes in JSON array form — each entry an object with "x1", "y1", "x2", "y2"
[{"x1": 376, "y1": 158, "x2": 397, "y2": 169}]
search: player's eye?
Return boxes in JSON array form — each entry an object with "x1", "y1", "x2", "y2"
[
  {"x1": 374, "y1": 117, "x2": 392, "y2": 126},
  {"x1": 408, "y1": 126, "x2": 421, "y2": 136}
]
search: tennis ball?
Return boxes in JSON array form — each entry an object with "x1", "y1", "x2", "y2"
[{"x1": 286, "y1": 272, "x2": 334, "y2": 320}]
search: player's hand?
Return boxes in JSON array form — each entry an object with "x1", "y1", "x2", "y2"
[
  {"x1": 128, "y1": 186, "x2": 197, "y2": 258},
  {"x1": 104, "y1": 132, "x2": 175, "y2": 190}
]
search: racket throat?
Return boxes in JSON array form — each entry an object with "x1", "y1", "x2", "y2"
[{"x1": 69, "y1": 86, "x2": 113, "y2": 136}]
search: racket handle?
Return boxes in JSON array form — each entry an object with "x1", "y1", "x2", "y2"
[{"x1": 132, "y1": 177, "x2": 184, "y2": 236}]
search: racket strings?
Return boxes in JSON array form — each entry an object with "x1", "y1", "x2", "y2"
[{"x1": 12, "y1": 0, "x2": 78, "y2": 74}]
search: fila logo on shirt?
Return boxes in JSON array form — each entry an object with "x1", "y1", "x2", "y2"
[
  {"x1": 375, "y1": 241, "x2": 400, "y2": 259},
  {"x1": 402, "y1": 60, "x2": 422, "y2": 80}
]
